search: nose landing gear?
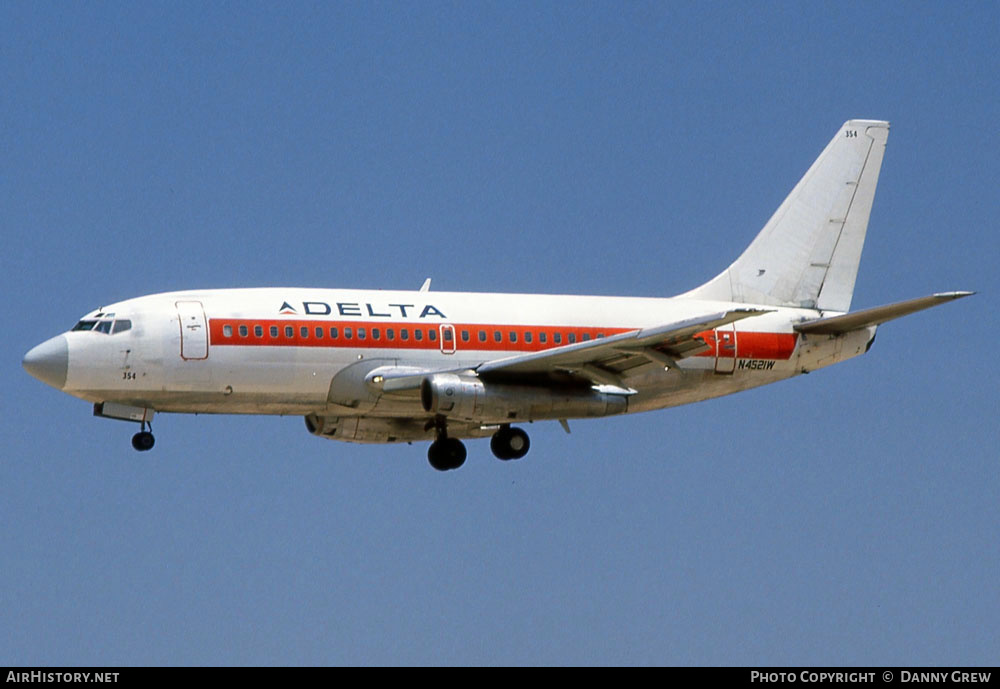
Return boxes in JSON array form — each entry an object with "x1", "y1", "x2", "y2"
[{"x1": 131, "y1": 421, "x2": 155, "y2": 452}]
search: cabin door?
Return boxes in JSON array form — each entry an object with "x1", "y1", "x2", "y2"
[
  {"x1": 176, "y1": 301, "x2": 209, "y2": 360},
  {"x1": 714, "y1": 325, "x2": 737, "y2": 374}
]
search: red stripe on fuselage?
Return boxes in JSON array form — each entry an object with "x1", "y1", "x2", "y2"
[
  {"x1": 208, "y1": 318, "x2": 798, "y2": 360},
  {"x1": 698, "y1": 330, "x2": 799, "y2": 360}
]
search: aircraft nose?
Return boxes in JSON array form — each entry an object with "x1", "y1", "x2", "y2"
[{"x1": 23, "y1": 335, "x2": 69, "y2": 390}]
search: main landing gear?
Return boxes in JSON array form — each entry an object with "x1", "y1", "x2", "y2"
[
  {"x1": 427, "y1": 421, "x2": 531, "y2": 471},
  {"x1": 490, "y1": 425, "x2": 530, "y2": 461},
  {"x1": 427, "y1": 431, "x2": 466, "y2": 472},
  {"x1": 131, "y1": 421, "x2": 155, "y2": 452}
]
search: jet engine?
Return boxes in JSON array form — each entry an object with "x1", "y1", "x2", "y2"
[{"x1": 419, "y1": 373, "x2": 627, "y2": 422}]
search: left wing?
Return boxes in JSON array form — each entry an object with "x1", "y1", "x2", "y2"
[
  {"x1": 476, "y1": 309, "x2": 769, "y2": 389},
  {"x1": 364, "y1": 309, "x2": 770, "y2": 397}
]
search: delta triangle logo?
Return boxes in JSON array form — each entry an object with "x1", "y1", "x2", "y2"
[{"x1": 278, "y1": 301, "x2": 297, "y2": 315}]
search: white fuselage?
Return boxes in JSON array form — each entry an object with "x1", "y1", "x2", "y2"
[
  {"x1": 52, "y1": 287, "x2": 873, "y2": 440},
  {"x1": 23, "y1": 121, "x2": 967, "y2": 460}
]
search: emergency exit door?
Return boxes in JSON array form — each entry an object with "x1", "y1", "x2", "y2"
[{"x1": 439, "y1": 324, "x2": 456, "y2": 355}]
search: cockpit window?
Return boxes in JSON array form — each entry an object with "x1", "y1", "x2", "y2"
[{"x1": 72, "y1": 317, "x2": 131, "y2": 334}]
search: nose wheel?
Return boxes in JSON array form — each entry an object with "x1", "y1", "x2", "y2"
[{"x1": 131, "y1": 422, "x2": 155, "y2": 452}]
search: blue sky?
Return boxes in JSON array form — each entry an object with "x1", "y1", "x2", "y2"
[{"x1": 2, "y1": 1, "x2": 997, "y2": 665}]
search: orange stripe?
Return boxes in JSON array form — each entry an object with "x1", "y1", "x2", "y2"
[
  {"x1": 208, "y1": 319, "x2": 798, "y2": 360},
  {"x1": 694, "y1": 330, "x2": 799, "y2": 360}
]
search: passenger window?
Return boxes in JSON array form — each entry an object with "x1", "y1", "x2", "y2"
[
  {"x1": 223, "y1": 325, "x2": 233, "y2": 338},
  {"x1": 525, "y1": 331, "x2": 532, "y2": 343},
  {"x1": 461, "y1": 330, "x2": 469, "y2": 342},
  {"x1": 443, "y1": 329, "x2": 453, "y2": 342},
  {"x1": 330, "y1": 327, "x2": 338, "y2": 339},
  {"x1": 358, "y1": 328, "x2": 366, "y2": 340},
  {"x1": 568, "y1": 333, "x2": 577, "y2": 344},
  {"x1": 428, "y1": 329, "x2": 437, "y2": 341},
  {"x1": 238, "y1": 325, "x2": 248, "y2": 337},
  {"x1": 300, "y1": 326, "x2": 309, "y2": 338},
  {"x1": 285, "y1": 326, "x2": 294, "y2": 338},
  {"x1": 270, "y1": 326, "x2": 278, "y2": 338},
  {"x1": 597, "y1": 333, "x2": 605, "y2": 339},
  {"x1": 509, "y1": 331, "x2": 517, "y2": 343},
  {"x1": 400, "y1": 329, "x2": 409, "y2": 341},
  {"x1": 493, "y1": 330, "x2": 501, "y2": 343},
  {"x1": 372, "y1": 328, "x2": 380, "y2": 340},
  {"x1": 479, "y1": 330, "x2": 486, "y2": 342},
  {"x1": 344, "y1": 327, "x2": 353, "y2": 339},
  {"x1": 315, "y1": 326, "x2": 323, "y2": 338},
  {"x1": 415, "y1": 329, "x2": 423, "y2": 341},
  {"x1": 554, "y1": 333, "x2": 562, "y2": 344},
  {"x1": 540, "y1": 332, "x2": 547, "y2": 344},
  {"x1": 254, "y1": 325, "x2": 263, "y2": 337},
  {"x1": 387, "y1": 329, "x2": 395, "y2": 341},
  {"x1": 582, "y1": 333, "x2": 591, "y2": 341}
]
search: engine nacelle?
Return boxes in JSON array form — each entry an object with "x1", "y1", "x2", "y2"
[
  {"x1": 420, "y1": 373, "x2": 627, "y2": 422},
  {"x1": 420, "y1": 373, "x2": 485, "y2": 417}
]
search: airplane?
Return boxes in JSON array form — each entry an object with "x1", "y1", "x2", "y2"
[{"x1": 23, "y1": 119, "x2": 972, "y2": 471}]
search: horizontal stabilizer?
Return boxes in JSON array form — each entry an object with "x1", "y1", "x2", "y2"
[{"x1": 794, "y1": 292, "x2": 974, "y2": 335}]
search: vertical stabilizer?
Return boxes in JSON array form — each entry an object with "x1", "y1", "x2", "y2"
[{"x1": 682, "y1": 120, "x2": 889, "y2": 312}]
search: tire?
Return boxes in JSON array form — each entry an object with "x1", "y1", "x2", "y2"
[
  {"x1": 491, "y1": 427, "x2": 530, "y2": 461},
  {"x1": 491, "y1": 431, "x2": 513, "y2": 460},
  {"x1": 428, "y1": 438, "x2": 466, "y2": 471},
  {"x1": 131, "y1": 431, "x2": 155, "y2": 452}
]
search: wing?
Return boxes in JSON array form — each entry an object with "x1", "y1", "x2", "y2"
[
  {"x1": 476, "y1": 308, "x2": 770, "y2": 389},
  {"x1": 362, "y1": 308, "x2": 770, "y2": 398}
]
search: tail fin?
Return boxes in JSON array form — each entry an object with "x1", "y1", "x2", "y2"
[{"x1": 682, "y1": 120, "x2": 890, "y2": 312}]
